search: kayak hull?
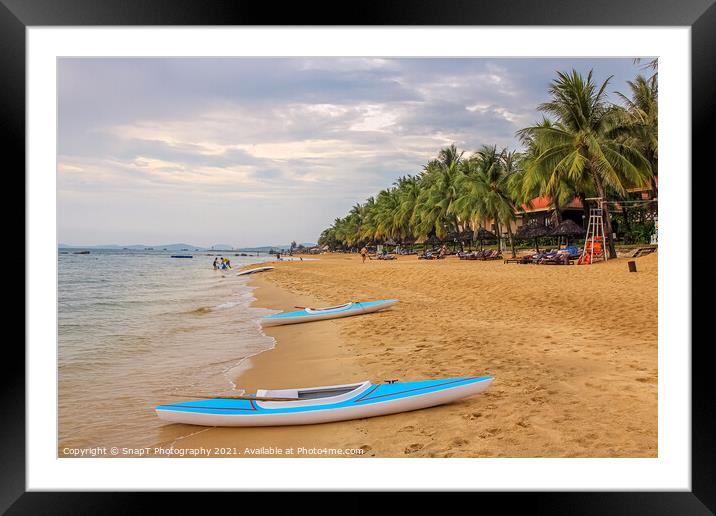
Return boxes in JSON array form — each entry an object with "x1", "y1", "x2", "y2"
[
  {"x1": 155, "y1": 376, "x2": 493, "y2": 427},
  {"x1": 237, "y1": 266, "x2": 275, "y2": 276},
  {"x1": 260, "y1": 299, "x2": 398, "y2": 327}
]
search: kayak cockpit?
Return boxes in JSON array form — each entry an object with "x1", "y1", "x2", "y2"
[
  {"x1": 305, "y1": 303, "x2": 353, "y2": 314},
  {"x1": 255, "y1": 381, "x2": 370, "y2": 408}
]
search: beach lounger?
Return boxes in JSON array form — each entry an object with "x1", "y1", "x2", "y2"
[
  {"x1": 536, "y1": 254, "x2": 573, "y2": 265},
  {"x1": 630, "y1": 246, "x2": 657, "y2": 258},
  {"x1": 476, "y1": 249, "x2": 503, "y2": 260},
  {"x1": 503, "y1": 255, "x2": 532, "y2": 264}
]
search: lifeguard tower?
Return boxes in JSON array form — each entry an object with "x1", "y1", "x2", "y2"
[{"x1": 578, "y1": 198, "x2": 608, "y2": 265}]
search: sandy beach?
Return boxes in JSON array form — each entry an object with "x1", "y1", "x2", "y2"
[{"x1": 168, "y1": 252, "x2": 657, "y2": 458}]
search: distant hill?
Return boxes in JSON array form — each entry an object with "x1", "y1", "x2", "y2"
[
  {"x1": 238, "y1": 242, "x2": 317, "y2": 252},
  {"x1": 59, "y1": 243, "x2": 207, "y2": 251},
  {"x1": 58, "y1": 241, "x2": 317, "y2": 252}
]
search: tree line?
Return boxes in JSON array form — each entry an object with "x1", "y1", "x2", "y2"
[{"x1": 318, "y1": 68, "x2": 658, "y2": 259}]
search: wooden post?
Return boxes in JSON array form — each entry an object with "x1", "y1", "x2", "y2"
[{"x1": 628, "y1": 261, "x2": 637, "y2": 273}]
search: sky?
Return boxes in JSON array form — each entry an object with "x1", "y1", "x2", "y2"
[{"x1": 57, "y1": 57, "x2": 648, "y2": 247}]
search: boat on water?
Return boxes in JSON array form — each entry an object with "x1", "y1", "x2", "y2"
[
  {"x1": 170, "y1": 255, "x2": 193, "y2": 258},
  {"x1": 260, "y1": 299, "x2": 398, "y2": 327},
  {"x1": 155, "y1": 376, "x2": 494, "y2": 427},
  {"x1": 237, "y1": 266, "x2": 275, "y2": 276}
]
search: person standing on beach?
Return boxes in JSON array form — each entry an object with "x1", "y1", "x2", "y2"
[
  {"x1": 212, "y1": 257, "x2": 218, "y2": 270},
  {"x1": 360, "y1": 246, "x2": 368, "y2": 263}
]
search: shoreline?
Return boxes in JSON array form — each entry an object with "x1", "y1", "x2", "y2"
[
  {"x1": 167, "y1": 252, "x2": 657, "y2": 457},
  {"x1": 165, "y1": 266, "x2": 376, "y2": 457}
]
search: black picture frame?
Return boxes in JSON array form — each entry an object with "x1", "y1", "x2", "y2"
[{"x1": 6, "y1": 0, "x2": 712, "y2": 512}]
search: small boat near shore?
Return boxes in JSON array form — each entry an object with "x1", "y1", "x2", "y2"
[
  {"x1": 155, "y1": 376, "x2": 494, "y2": 427},
  {"x1": 237, "y1": 266, "x2": 275, "y2": 276},
  {"x1": 260, "y1": 299, "x2": 398, "y2": 327},
  {"x1": 170, "y1": 255, "x2": 193, "y2": 258}
]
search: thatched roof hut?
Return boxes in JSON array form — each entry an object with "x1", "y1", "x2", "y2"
[
  {"x1": 516, "y1": 221, "x2": 552, "y2": 251},
  {"x1": 550, "y1": 219, "x2": 586, "y2": 237},
  {"x1": 473, "y1": 227, "x2": 497, "y2": 240},
  {"x1": 516, "y1": 221, "x2": 551, "y2": 239}
]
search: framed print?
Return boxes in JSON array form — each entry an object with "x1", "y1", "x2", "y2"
[{"x1": 6, "y1": 0, "x2": 713, "y2": 512}]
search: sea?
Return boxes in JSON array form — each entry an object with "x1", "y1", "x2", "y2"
[{"x1": 57, "y1": 248, "x2": 278, "y2": 453}]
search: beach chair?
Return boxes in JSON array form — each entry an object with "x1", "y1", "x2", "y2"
[
  {"x1": 537, "y1": 253, "x2": 573, "y2": 265},
  {"x1": 504, "y1": 255, "x2": 532, "y2": 264},
  {"x1": 484, "y1": 249, "x2": 503, "y2": 260}
]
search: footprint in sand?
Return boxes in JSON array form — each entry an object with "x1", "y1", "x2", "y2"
[{"x1": 404, "y1": 443, "x2": 424, "y2": 454}]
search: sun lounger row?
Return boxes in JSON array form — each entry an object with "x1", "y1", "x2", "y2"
[
  {"x1": 457, "y1": 249, "x2": 503, "y2": 261},
  {"x1": 417, "y1": 251, "x2": 445, "y2": 260},
  {"x1": 504, "y1": 247, "x2": 579, "y2": 265}
]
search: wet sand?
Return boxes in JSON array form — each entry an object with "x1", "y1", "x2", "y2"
[{"x1": 169, "y1": 252, "x2": 658, "y2": 457}]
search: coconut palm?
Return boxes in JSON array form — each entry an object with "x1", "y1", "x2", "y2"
[
  {"x1": 393, "y1": 175, "x2": 422, "y2": 242},
  {"x1": 517, "y1": 69, "x2": 652, "y2": 258},
  {"x1": 452, "y1": 146, "x2": 521, "y2": 258},
  {"x1": 515, "y1": 120, "x2": 596, "y2": 228},
  {"x1": 372, "y1": 187, "x2": 401, "y2": 242},
  {"x1": 614, "y1": 74, "x2": 658, "y2": 196},
  {"x1": 412, "y1": 153, "x2": 463, "y2": 240}
]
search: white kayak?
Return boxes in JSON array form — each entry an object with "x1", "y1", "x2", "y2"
[
  {"x1": 155, "y1": 376, "x2": 494, "y2": 427},
  {"x1": 237, "y1": 266, "x2": 275, "y2": 276},
  {"x1": 260, "y1": 299, "x2": 398, "y2": 327}
]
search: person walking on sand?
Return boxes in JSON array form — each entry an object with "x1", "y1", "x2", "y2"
[
  {"x1": 360, "y1": 246, "x2": 368, "y2": 263},
  {"x1": 212, "y1": 257, "x2": 218, "y2": 270}
]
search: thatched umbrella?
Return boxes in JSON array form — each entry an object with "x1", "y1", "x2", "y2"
[
  {"x1": 473, "y1": 227, "x2": 497, "y2": 250},
  {"x1": 550, "y1": 219, "x2": 585, "y2": 246},
  {"x1": 457, "y1": 229, "x2": 474, "y2": 242},
  {"x1": 516, "y1": 222, "x2": 551, "y2": 252},
  {"x1": 422, "y1": 234, "x2": 442, "y2": 249},
  {"x1": 445, "y1": 231, "x2": 465, "y2": 251}
]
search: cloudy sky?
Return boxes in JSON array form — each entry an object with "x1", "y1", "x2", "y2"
[{"x1": 58, "y1": 57, "x2": 646, "y2": 247}]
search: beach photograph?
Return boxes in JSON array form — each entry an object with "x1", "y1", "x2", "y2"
[{"x1": 57, "y1": 56, "x2": 658, "y2": 459}]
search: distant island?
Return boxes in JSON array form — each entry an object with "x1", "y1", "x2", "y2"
[
  {"x1": 59, "y1": 243, "x2": 207, "y2": 251},
  {"x1": 58, "y1": 242, "x2": 318, "y2": 252}
]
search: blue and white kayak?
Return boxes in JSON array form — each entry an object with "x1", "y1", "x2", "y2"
[
  {"x1": 260, "y1": 299, "x2": 398, "y2": 327},
  {"x1": 155, "y1": 376, "x2": 494, "y2": 427},
  {"x1": 237, "y1": 266, "x2": 275, "y2": 276}
]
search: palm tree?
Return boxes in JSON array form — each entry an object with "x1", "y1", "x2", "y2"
[
  {"x1": 393, "y1": 175, "x2": 422, "y2": 242},
  {"x1": 452, "y1": 146, "x2": 521, "y2": 258},
  {"x1": 437, "y1": 143, "x2": 465, "y2": 168},
  {"x1": 412, "y1": 151, "x2": 463, "y2": 240},
  {"x1": 373, "y1": 187, "x2": 401, "y2": 242},
  {"x1": 614, "y1": 74, "x2": 658, "y2": 196},
  {"x1": 517, "y1": 69, "x2": 652, "y2": 258}
]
